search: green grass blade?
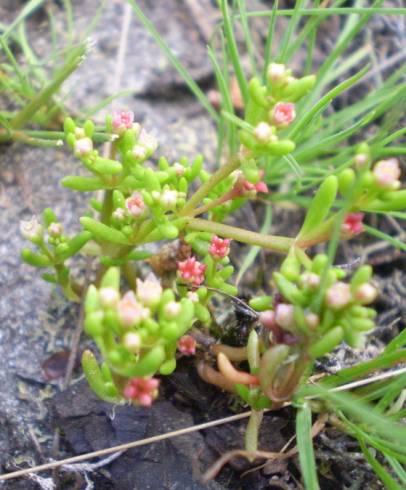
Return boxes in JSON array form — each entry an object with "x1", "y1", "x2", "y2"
[
  {"x1": 10, "y1": 42, "x2": 87, "y2": 129},
  {"x1": 358, "y1": 439, "x2": 403, "y2": 490},
  {"x1": 296, "y1": 402, "x2": 320, "y2": 490},
  {"x1": 262, "y1": 0, "x2": 278, "y2": 83},
  {"x1": 235, "y1": 0, "x2": 257, "y2": 77},
  {"x1": 278, "y1": 0, "x2": 305, "y2": 63},
  {"x1": 1, "y1": 0, "x2": 45, "y2": 41},
  {"x1": 301, "y1": 384, "x2": 406, "y2": 446},
  {"x1": 219, "y1": 0, "x2": 248, "y2": 105},
  {"x1": 362, "y1": 225, "x2": 406, "y2": 253},
  {"x1": 289, "y1": 64, "x2": 370, "y2": 141},
  {"x1": 385, "y1": 455, "x2": 406, "y2": 486},
  {"x1": 127, "y1": 0, "x2": 219, "y2": 122}
]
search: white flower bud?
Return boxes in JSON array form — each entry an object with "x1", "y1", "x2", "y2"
[
  {"x1": 74, "y1": 137, "x2": 93, "y2": 156},
  {"x1": 355, "y1": 283, "x2": 377, "y2": 305},
  {"x1": 267, "y1": 63, "x2": 287, "y2": 84},
  {"x1": 123, "y1": 332, "x2": 142, "y2": 353},
  {"x1": 48, "y1": 222, "x2": 63, "y2": 237},
  {"x1": 326, "y1": 282, "x2": 351, "y2": 310},
  {"x1": 20, "y1": 216, "x2": 43, "y2": 243},
  {"x1": 99, "y1": 287, "x2": 120, "y2": 308},
  {"x1": 164, "y1": 301, "x2": 181, "y2": 318},
  {"x1": 160, "y1": 189, "x2": 178, "y2": 209},
  {"x1": 275, "y1": 303, "x2": 294, "y2": 329},
  {"x1": 253, "y1": 122, "x2": 273, "y2": 143}
]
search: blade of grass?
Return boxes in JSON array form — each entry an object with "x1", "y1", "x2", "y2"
[
  {"x1": 289, "y1": 64, "x2": 370, "y2": 141},
  {"x1": 127, "y1": 0, "x2": 218, "y2": 123},
  {"x1": 362, "y1": 225, "x2": 406, "y2": 253},
  {"x1": 296, "y1": 402, "x2": 320, "y2": 490},
  {"x1": 10, "y1": 42, "x2": 87, "y2": 129},
  {"x1": 358, "y1": 439, "x2": 403, "y2": 490},
  {"x1": 277, "y1": 0, "x2": 305, "y2": 63},
  {"x1": 235, "y1": 0, "x2": 257, "y2": 77},
  {"x1": 262, "y1": 0, "x2": 278, "y2": 83},
  {"x1": 219, "y1": 0, "x2": 248, "y2": 105},
  {"x1": 62, "y1": 0, "x2": 74, "y2": 45},
  {"x1": 1, "y1": 0, "x2": 45, "y2": 41},
  {"x1": 301, "y1": 384, "x2": 406, "y2": 446}
]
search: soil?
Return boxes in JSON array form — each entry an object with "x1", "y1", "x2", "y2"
[{"x1": 0, "y1": 1, "x2": 404, "y2": 489}]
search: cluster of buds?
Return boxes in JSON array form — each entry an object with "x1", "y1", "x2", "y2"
[
  {"x1": 82, "y1": 268, "x2": 197, "y2": 405},
  {"x1": 20, "y1": 208, "x2": 91, "y2": 301},
  {"x1": 123, "y1": 377, "x2": 160, "y2": 406},
  {"x1": 337, "y1": 144, "x2": 405, "y2": 214},
  {"x1": 251, "y1": 251, "x2": 378, "y2": 354},
  {"x1": 177, "y1": 257, "x2": 207, "y2": 286},
  {"x1": 237, "y1": 63, "x2": 315, "y2": 168}
]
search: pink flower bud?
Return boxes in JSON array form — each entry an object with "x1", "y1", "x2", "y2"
[
  {"x1": 253, "y1": 122, "x2": 275, "y2": 143},
  {"x1": 326, "y1": 282, "x2": 351, "y2": 310},
  {"x1": 74, "y1": 137, "x2": 93, "y2": 156},
  {"x1": 125, "y1": 192, "x2": 146, "y2": 218},
  {"x1": 271, "y1": 102, "x2": 296, "y2": 127},
  {"x1": 99, "y1": 287, "x2": 120, "y2": 308},
  {"x1": 112, "y1": 110, "x2": 134, "y2": 134},
  {"x1": 123, "y1": 377, "x2": 160, "y2": 406},
  {"x1": 117, "y1": 291, "x2": 149, "y2": 328},
  {"x1": 301, "y1": 272, "x2": 320, "y2": 289},
  {"x1": 354, "y1": 153, "x2": 368, "y2": 169},
  {"x1": 177, "y1": 257, "x2": 207, "y2": 286},
  {"x1": 305, "y1": 313, "x2": 320, "y2": 329},
  {"x1": 136, "y1": 273, "x2": 162, "y2": 307},
  {"x1": 20, "y1": 216, "x2": 43, "y2": 242},
  {"x1": 373, "y1": 158, "x2": 401, "y2": 189},
  {"x1": 123, "y1": 332, "x2": 142, "y2": 353},
  {"x1": 177, "y1": 335, "x2": 196, "y2": 355},
  {"x1": 259, "y1": 310, "x2": 277, "y2": 329},
  {"x1": 275, "y1": 303, "x2": 294, "y2": 329},
  {"x1": 354, "y1": 283, "x2": 377, "y2": 305},
  {"x1": 240, "y1": 171, "x2": 269, "y2": 195},
  {"x1": 173, "y1": 162, "x2": 185, "y2": 176},
  {"x1": 48, "y1": 222, "x2": 63, "y2": 237},
  {"x1": 341, "y1": 213, "x2": 364, "y2": 237},
  {"x1": 208, "y1": 236, "x2": 231, "y2": 260}
]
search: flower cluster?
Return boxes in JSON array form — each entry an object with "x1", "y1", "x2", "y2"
[
  {"x1": 337, "y1": 145, "x2": 405, "y2": 214},
  {"x1": 252, "y1": 252, "x2": 378, "y2": 352},
  {"x1": 82, "y1": 268, "x2": 197, "y2": 404}
]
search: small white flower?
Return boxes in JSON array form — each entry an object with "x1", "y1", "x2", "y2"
[
  {"x1": 123, "y1": 332, "x2": 142, "y2": 353},
  {"x1": 20, "y1": 216, "x2": 43, "y2": 242},
  {"x1": 354, "y1": 153, "x2": 368, "y2": 169},
  {"x1": 117, "y1": 291, "x2": 149, "y2": 328},
  {"x1": 326, "y1": 282, "x2": 351, "y2": 310},
  {"x1": 99, "y1": 287, "x2": 120, "y2": 308},
  {"x1": 160, "y1": 189, "x2": 178, "y2": 209},
  {"x1": 136, "y1": 273, "x2": 162, "y2": 307},
  {"x1": 133, "y1": 145, "x2": 147, "y2": 160},
  {"x1": 173, "y1": 162, "x2": 185, "y2": 176},
  {"x1": 305, "y1": 313, "x2": 319, "y2": 329},
  {"x1": 267, "y1": 63, "x2": 287, "y2": 83},
  {"x1": 301, "y1": 273, "x2": 320, "y2": 290},
  {"x1": 112, "y1": 208, "x2": 126, "y2": 221},
  {"x1": 372, "y1": 158, "x2": 401, "y2": 189},
  {"x1": 164, "y1": 301, "x2": 181, "y2": 318},
  {"x1": 253, "y1": 122, "x2": 273, "y2": 143},
  {"x1": 48, "y1": 222, "x2": 63, "y2": 237},
  {"x1": 187, "y1": 291, "x2": 199, "y2": 302},
  {"x1": 355, "y1": 283, "x2": 377, "y2": 305},
  {"x1": 74, "y1": 137, "x2": 93, "y2": 156},
  {"x1": 138, "y1": 129, "x2": 158, "y2": 154}
]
